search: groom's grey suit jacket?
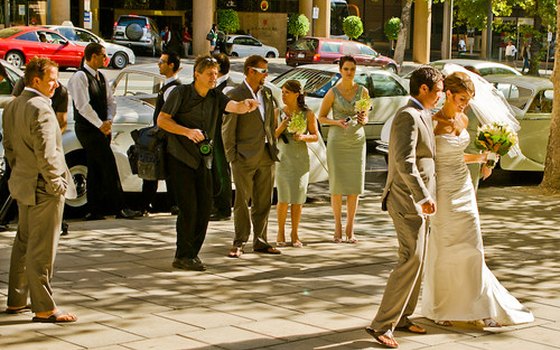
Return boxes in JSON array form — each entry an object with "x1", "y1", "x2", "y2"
[{"x1": 381, "y1": 99, "x2": 436, "y2": 212}]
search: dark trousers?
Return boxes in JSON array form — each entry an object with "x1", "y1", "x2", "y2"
[
  {"x1": 75, "y1": 125, "x2": 125, "y2": 215},
  {"x1": 167, "y1": 155, "x2": 211, "y2": 260},
  {"x1": 211, "y1": 133, "x2": 232, "y2": 217},
  {"x1": 141, "y1": 178, "x2": 175, "y2": 211}
]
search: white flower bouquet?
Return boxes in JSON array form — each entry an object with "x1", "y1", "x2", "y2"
[
  {"x1": 287, "y1": 111, "x2": 307, "y2": 135},
  {"x1": 474, "y1": 122, "x2": 518, "y2": 168},
  {"x1": 354, "y1": 97, "x2": 372, "y2": 114}
]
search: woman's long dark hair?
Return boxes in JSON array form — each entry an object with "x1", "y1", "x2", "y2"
[{"x1": 282, "y1": 80, "x2": 308, "y2": 111}]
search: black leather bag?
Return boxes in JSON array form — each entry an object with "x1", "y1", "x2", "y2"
[{"x1": 128, "y1": 126, "x2": 167, "y2": 181}]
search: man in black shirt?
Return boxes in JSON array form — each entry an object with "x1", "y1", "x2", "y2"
[
  {"x1": 157, "y1": 55, "x2": 259, "y2": 271},
  {"x1": 141, "y1": 52, "x2": 181, "y2": 215}
]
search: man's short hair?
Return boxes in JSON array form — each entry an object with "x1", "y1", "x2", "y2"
[
  {"x1": 243, "y1": 55, "x2": 267, "y2": 75},
  {"x1": 24, "y1": 57, "x2": 58, "y2": 87},
  {"x1": 84, "y1": 42, "x2": 105, "y2": 61},
  {"x1": 213, "y1": 53, "x2": 230, "y2": 75},
  {"x1": 193, "y1": 55, "x2": 219, "y2": 75},
  {"x1": 163, "y1": 51, "x2": 181, "y2": 72},
  {"x1": 409, "y1": 66, "x2": 444, "y2": 97}
]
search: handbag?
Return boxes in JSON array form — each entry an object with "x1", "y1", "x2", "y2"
[
  {"x1": 206, "y1": 31, "x2": 214, "y2": 41},
  {"x1": 128, "y1": 126, "x2": 167, "y2": 180}
]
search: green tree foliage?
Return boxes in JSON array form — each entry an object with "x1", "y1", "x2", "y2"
[
  {"x1": 384, "y1": 17, "x2": 401, "y2": 41},
  {"x1": 287, "y1": 13, "x2": 310, "y2": 40},
  {"x1": 217, "y1": 9, "x2": 240, "y2": 35},
  {"x1": 342, "y1": 16, "x2": 364, "y2": 40}
]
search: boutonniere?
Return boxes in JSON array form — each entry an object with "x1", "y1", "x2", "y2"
[{"x1": 264, "y1": 90, "x2": 271, "y2": 100}]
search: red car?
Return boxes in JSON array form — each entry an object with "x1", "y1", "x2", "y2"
[
  {"x1": 286, "y1": 36, "x2": 398, "y2": 73},
  {"x1": 0, "y1": 26, "x2": 85, "y2": 69}
]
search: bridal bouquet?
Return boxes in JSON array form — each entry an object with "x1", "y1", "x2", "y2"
[
  {"x1": 354, "y1": 97, "x2": 372, "y2": 114},
  {"x1": 287, "y1": 111, "x2": 307, "y2": 135},
  {"x1": 474, "y1": 122, "x2": 518, "y2": 168}
]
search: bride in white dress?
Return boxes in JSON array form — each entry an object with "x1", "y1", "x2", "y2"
[{"x1": 421, "y1": 72, "x2": 534, "y2": 327}]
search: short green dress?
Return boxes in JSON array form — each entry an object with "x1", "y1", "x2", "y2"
[
  {"x1": 276, "y1": 110, "x2": 310, "y2": 204},
  {"x1": 326, "y1": 85, "x2": 366, "y2": 195}
]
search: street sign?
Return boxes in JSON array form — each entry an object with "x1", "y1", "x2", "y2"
[
  {"x1": 84, "y1": 11, "x2": 92, "y2": 29},
  {"x1": 548, "y1": 32, "x2": 553, "y2": 42},
  {"x1": 312, "y1": 7, "x2": 319, "y2": 19}
]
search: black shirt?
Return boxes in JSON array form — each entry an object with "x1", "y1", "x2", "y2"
[{"x1": 161, "y1": 83, "x2": 230, "y2": 169}]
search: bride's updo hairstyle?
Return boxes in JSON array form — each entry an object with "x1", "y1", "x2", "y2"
[
  {"x1": 444, "y1": 71, "x2": 475, "y2": 98},
  {"x1": 282, "y1": 79, "x2": 309, "y2": 112}
]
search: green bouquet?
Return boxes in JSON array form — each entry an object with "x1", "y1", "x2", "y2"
[
  {"x1": 475, "y1": 122, "x2": 518, "y2": 168},
  {"x1": 287, "y1": 111, "x2": 307, "y2": 135}
]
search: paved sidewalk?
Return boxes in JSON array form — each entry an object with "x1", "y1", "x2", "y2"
[{"x1": 0, "y1": 182, "x2": 558, "y2": 350}]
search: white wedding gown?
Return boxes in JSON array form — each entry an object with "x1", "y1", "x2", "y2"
[{"x1": 421, "y1": 129, "x2": 534, "y2": 325}]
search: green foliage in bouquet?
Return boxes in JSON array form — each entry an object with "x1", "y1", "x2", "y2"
[
  {"x1": 287, "y1": 111, "x2": 307, "y2": 135},
  {"x1": 355, "y1": 97, "x2": 372, "y2": 113},
  {"x1": 475, "y1": 122, "x2": 518, "y2": 156}
]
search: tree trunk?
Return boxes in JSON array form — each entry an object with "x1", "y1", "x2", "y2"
[
  {"x1": 529, "y1": 3, "x2": 542, "y2": 76},
  {"x1": 393, "y1": 0, "x2": 413, "y2": 68},
  {"x1": 540, "y1": 5, "x2": 560, "y2": 192}
]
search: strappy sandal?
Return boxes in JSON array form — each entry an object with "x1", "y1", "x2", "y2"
[
  {"x1": 365, "y1": 327, "x2": 399, "y2": 348},
  {"x1": 435, "y1": 320, "x2": 453, "y2": 327},
  {"x1": 483, "y1": 318, "x2": 502, "y2": 327}
]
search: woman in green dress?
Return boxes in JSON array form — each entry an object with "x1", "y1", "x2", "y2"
[
  {"x1": 275, "y1": 80, "x2": 319, "y2": 247},
  {"x1": 318, "y1": 56, "x2": 369, "y2": 243}
]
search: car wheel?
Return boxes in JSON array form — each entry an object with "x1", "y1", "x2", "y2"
[
  {"x1": 111, "y1": 52, "x2": 128, "y2": 69},
  {"x1": 5, "y1": 51, "x2": 24, "y2": 68},
  {"x1": 231, "y1": 52, "x2": 239, "y2": 57},
  {"x1": 64, "y1": 150, "x2": 88, "y2": 217},
  {"x1": 265, "y1": 51, "x2": 276, "y2": 58},
  {"x1": 125, "y1": 23, "x2": 143, "y2": 41}
]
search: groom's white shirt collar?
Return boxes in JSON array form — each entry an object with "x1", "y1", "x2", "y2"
[{"x1": 410, "y1": 97, "x2": 425, "y2": 110}]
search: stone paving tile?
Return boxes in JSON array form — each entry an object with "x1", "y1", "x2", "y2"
[
  {"x1": 287, "y1": 310, "x2": 369, "y2": 331},
  {"x1": 319, "y1": 328, "x2": 426, "y2": 349},
  {"x1": 37, "y1": 322, "x2": 143, "y2": 348},
  {"x1": 88, "y1": 346, "x2": 131, "y2": 350},
  {"x1": 209, "y1": 301, "x2": 301, "y2": 321},
  {"x1": 0, "y1": 335, "x2": 84, "y2": 350},
  {"x1": 460, "y1": 331, "x2": 560, "y2": 350},
  {"x1": 507, "y1": 326, "x2": 560, "y2": 348},
  {"x1": 235, "y1": 318, "x2": 328, "y2": 340},
  {"x1": 100, "y1": 314, "x2": 200, "y2": 338},
  {"x1": 119, "y1": 334, "x2": 213, "y2": 350},
  {"x1": 181, "y1": 325, "x2": 282, "y2": 350},
  {"x1": 260, "y1": 337, "x2": 333, "y2": 350},
  {"x1": 300, "y1": 287, "x2": 375, "y2": 307},
  {"x1": 256, "y1": 293, "x2": 344, "y2": 313},
  {"x1": 77, "y1": 296, "x2": 174, "y2": 318},
  {"x1": 157, "y1": 306, "x2": 253, "y2": 329}
]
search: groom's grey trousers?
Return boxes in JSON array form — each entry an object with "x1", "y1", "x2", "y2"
[{"x1": 370, "y1": 194, "x2": 429, "y2": 331}]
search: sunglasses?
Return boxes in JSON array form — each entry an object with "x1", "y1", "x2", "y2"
[
  {"x1": 158, "y1": 59, "x2": 168, "y2": 65},
  {"x1": 250, "y1": 67, "x2": 268, "y2": 74},
  {"x1": 194, "y1": 57, "x2": 218, "y2": 71}
]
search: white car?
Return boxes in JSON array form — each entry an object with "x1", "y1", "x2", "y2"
[
  {"x1": 428, "y1": 59, "x2": 522, "y2": 76},
  {"x1": 271, "y1": 64, "x2": 410, "y2": 141},
  {"x1": 45, "y1": 25, "x2": 136, "y2": 69},
  {"x1": 226, "y1": 35, "x2": 279, "y2": 58}
]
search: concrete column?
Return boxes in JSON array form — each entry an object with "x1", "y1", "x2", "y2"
[
  {"x1": 49, "y1": 0, "x2": 70, "y2": 25},
  {"x1": 314, "y1": 0, "x2": 330, "y2": 38},
  {"x1": 193, "y1": 0, "x2": 215, "y2": 56},
  {"x1": 299, "y1": 0, "x2": 313, "y2": 36},
  {"x1": 412, "y1": 0, "x2": 431, "y2": 64},
  {"x1": 441, "y1": 0, "x2": 453, "y2": 60}
]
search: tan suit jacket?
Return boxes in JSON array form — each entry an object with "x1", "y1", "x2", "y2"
[
  {"x1": 3, "y1": 90, "x2": 73, "y2": 206},
  {"x1": 222, "y1": 83, "x2": 279, "y2": 163}
]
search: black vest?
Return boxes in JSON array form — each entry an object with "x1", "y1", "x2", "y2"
[
  {"x1": 74, "y1": 68, "x2": 108, "y2": 130},
  {"x1": 153, "y1": 79, "x2": 181, "y2": 125}
]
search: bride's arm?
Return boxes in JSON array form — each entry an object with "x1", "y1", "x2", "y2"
[{"x1": 464, "y1": 152, "x2": 487, "y2": 164}]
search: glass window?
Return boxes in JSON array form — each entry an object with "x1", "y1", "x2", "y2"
[
  {"x1": 57, "y1": 27, "x2": 78, "y2": 41},
  {"x1": 75, "y1": 29, "x2": 99, "y2": 43},
  {"x1": 359, "y1": 44, "x2": 377, "y2": 56},
  {"x1": 117, "y1": 16, "x2": 147, "y2": 27},
  {"x1": 527, "y1": 89, "x2": 554, "y2": 114},
  {"x1": 321, "y1": 42, "x2": 341, "y2": 53},
  {"x1": 370, "y1": 73, "x2": 408, "y2": 97},
  {"x1": 272, "y1": 68, "x2": 339, "y2": 98},
  {"x1": 246, "y1": 37, "x2": 260, "y2": 46},
  {"x1": 113, "y1": 72, "x2": 162, "y2": 97},
  {"x1": 42, "y1": 32, "x2": 67, "y2": 44},
  {"x1": 494, "y1": 83, "x2": 533, "y2": 109},
  {"x1": 292, "y1": 38, "x2": 318, "y2": 51},
  {"x1": 15, "y1": 32, "x2": 39, "y2": 42},
  {"x1": 342, "y1": 43, "x2": 360, "y2": 55}
]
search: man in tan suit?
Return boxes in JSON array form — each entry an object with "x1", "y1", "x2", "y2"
[
  {"x1": 366, "y1": 66, "x2": 443, "y2": 348},
  {"x1": 222, "y1": 55, "x2": 280, "y2": 257},
  {"x1": 3, "y1": 57, "x2": 77, "y2": 323}
]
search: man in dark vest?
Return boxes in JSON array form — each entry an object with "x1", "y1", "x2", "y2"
[
  {"x1": 141, "y1": 52, "x2": 181, "y2": 215},
  {"x1": 67, "y1": 43, "x2": 141, "y2": 220},
  {"x1": 210, "y1": 53, "x2": 235, "y2": 221}
]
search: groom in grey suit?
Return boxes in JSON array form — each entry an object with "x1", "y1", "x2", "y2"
[
  {"x1": 366, "y1": 66, "x2": 443, "y2": 348},
  {"x1": 3, "y1": 57, "x2": 77, "y2": 322},
  {"x1": 222, "y1": 55, "x2": 280, "y2": 257}
]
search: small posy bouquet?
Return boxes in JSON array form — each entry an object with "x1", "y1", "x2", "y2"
[
  {"x1": 287, "y1": 111, "x2": 307, "y2": 135},
  {"x1": 354, "y1": 97, "x2": 372, "y2": 114},
  {"x1": 474, "y1": 122, "x2": 518, "y2": 168}
]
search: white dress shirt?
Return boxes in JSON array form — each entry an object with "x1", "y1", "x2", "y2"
[
  {"x1": 23, "y1": 87, "x2": 51, "y2": 103},
  {"x1": 162, "y1": 75, "x2": 179, "y2": 102},
  {"x1": 67, "y1": 63, "x2": 117, "y2": 129},
  {"x1": 243, "y1": 79, "x2": 265, "y2": 121}
]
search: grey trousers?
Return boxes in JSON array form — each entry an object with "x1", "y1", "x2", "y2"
[
  {"x1": 370, "y1": 196, "x2": 429, "y2": 332},
  {"x1": 231, "y1": 149, "x2": 274, "y2": 250},
  {"x1": 7, "y1": 185, "x2": 64, "y2": 313}
]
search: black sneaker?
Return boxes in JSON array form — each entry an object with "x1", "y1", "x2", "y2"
[{"x1": 115, "y1": 208, "x2": 142, "y2": 219}]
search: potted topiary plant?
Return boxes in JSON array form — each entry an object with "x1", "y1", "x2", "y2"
[
  {"x1": 384, "y1": 17, "x2": 401, "y2": 55},
  {"x1": 287, "y1": 13, "x2": 310, "y2": 41},
  {"x1": 342, "y1": 16, "x2": 363, "y2": 41}
]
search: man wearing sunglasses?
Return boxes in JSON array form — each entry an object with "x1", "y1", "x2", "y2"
[{"x1": 222, "y1": 55, "x2": 280, "y2": 258}]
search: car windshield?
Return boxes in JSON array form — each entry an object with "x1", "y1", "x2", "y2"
[
  {"x1": 291, "y1": 38, "x2": 319, "y2": 51},
  {"x1": 272, "y1": 68, "x2": 340, "y2": 98},
  {"x1": 118, "y1": 17, "x2": 146, "y2": 26},
  {"x1": 493, "y1": 82, "x2": 534, "y2": 110},
  {"x1": 0, "y1": 28, "x2": 22, "y2": 38}
]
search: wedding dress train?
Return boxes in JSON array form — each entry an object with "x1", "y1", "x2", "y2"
[{"x1": 421, "y1": 129, "x2": 534, "y2": 325}]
